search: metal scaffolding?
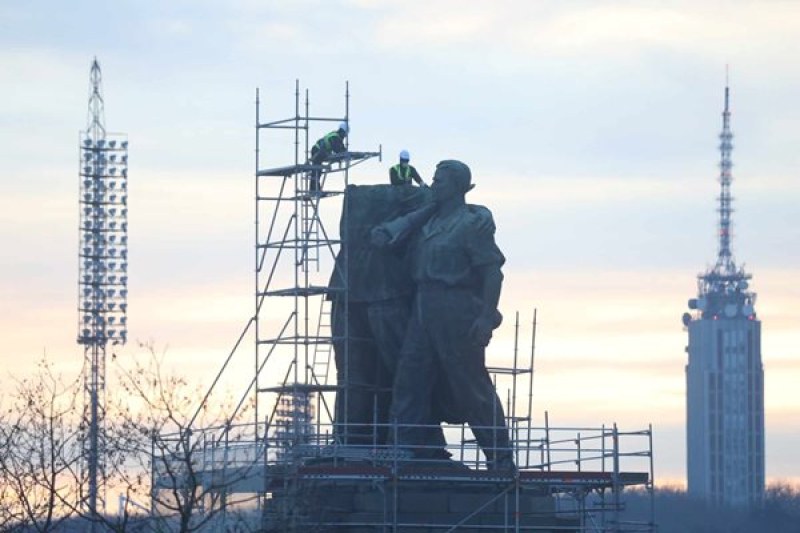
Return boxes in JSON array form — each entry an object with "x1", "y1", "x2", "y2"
[
  {"x1": 151, "y1": 82, "x2": 655, "y2": 532},
  {"x1": 253, "y1": 80, "x2": 380, "y2": 452}
]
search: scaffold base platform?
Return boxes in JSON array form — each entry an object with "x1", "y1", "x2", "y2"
[
  {"x1": 263, "y1": 476, "x2": 575, "y2": 532},
  {"x1": 259, "y1": 462, "x2": 647, "y2": 532}
]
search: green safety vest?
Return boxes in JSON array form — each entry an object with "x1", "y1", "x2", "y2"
[
  {"x1": 393, "y1": 164, "x2": 412, "y2": 183},
  {"x1": 315, "y1": 131, "x2": 341, "y2": 154}
]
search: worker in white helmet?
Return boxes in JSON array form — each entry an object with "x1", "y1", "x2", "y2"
[
  {"x1": 309, "y1": 121, "x2": 349, "y2": 193},
  {"x1": 389, "y1": 149, "x2": 426, "y2": 187}
]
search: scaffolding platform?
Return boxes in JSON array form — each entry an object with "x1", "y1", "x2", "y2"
[
  {"x1": 257, "y1": 190, "x2": 344, "y2": 201},
  {"x1": 266, "y1": 464, "x2": 648, "y2": 488},
  {"x1": 256, "y1": 285, "x2": 339, "y2": 298},
  {"x1": 257, "y1": 163, "x2": 322, "y2": 177},
  {"x1": 327, "y1": 150, "x2": 381, "y2": 163},
  {"x1": 154, "y1": 462, "x2": 647, "y2": 493},
  {"x1": 256, "y1": 334, "x2": 344, "y2": 346},
  {"x1": 152, "y1": 419, "x2": 655, "y2": 531},
  {"x1": 259, "y1": 384, "x2": 339, "y2": 394},
  {"x1": 256, "y1": 151, "x2": 380, "y2": 178},
  {"x1": 259, "y1": 471, "x2": 622, "y2": 533}
]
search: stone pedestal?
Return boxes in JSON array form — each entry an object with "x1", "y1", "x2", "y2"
[{"x1": 263, "y1": 473, "x2": 580, "y2": 532}]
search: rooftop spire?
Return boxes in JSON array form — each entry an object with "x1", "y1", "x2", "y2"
[
  {"x1": 689, "y1": 76, "x2": 755, "y2": 321},
  {"x1": 86, "y1": 58, "x2": 106, "y2": 139},
  {"x1": 715, "y1": 78, "x2": 735, "y2": 275}
]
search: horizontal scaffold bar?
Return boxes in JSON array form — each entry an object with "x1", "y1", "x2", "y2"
[
  {"x1": 256, "y1": 151, "x2": 379, "y2": 177},
  {"x1": 257, "y1": 163, "x2": 322, "y2": 177},
  {"x1": 257, "y1": 117, "x2": 305, "y2": 128},
  {"x1": 257, "y1": 190, "x2": 344, "y2": 201},
  {"x1": 257, "y1": 335, "x2": 342, "y2": 346},
  {"x1": 260, "y1": 464, "x2": 649, "y2": 487},
  {"x1": 256, "y1": 239, "x2": 342, "y2": 250},
  {"x1": 257, "y1": 286, "x2": 341, "y2": 298},
  {"x1": 258, "y1": 383, "x2": 339, "y2": 394},
  {"x1": 327, "y1": 151, "x2": 380, "y2": 163},
  {"x1": 257, "y1": 116, "x2": 343, "y2": 129},
  {"x1": 485, "y1": 366, "x2": 532, "y2": 376}
]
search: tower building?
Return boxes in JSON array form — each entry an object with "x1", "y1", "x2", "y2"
[{"x1": 684, "y1": 83, "x2": 764, "y2": 507}]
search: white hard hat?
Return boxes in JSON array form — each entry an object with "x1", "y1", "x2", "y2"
[
  {"x1": 399, "y1": 149, "x2": 410, "y2": 161},
  {"x1": 338, "y1": 121, "x2": 349, "y2": 134}
]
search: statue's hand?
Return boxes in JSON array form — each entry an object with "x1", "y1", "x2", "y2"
[
  {"x1": 370, "y1": 226, "x2": 392, "y2": 247},
  {"x1": 469, "y1": 315, "x2": 496, "y2": 347}
]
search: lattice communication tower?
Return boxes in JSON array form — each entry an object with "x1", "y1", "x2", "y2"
[
  {"x1": 77, "y1": 58, "x2": 129, "y2": 527},
  {"x1": 690, "y1": 81, "x2": 756, "y2": 318}
]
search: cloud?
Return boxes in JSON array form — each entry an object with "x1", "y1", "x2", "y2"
[
  {"x1": 376, "y1": 4, "x2": 497, "y2": 47},
  {"x1": 150, "y1": 17, "x2": 193, "y2": 37},
  {"x1": 474, "y1": 174, "x2": 705, "y2": 212},
  {"x1": 0, "y1": 50, "x2": 86, "y2": 130},
  {"x1": 362, "y1": 1, "x2": 800, "y2": 65}
]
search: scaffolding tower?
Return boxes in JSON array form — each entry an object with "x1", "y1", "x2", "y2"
[{"x1": 253, "y1": 80, "x2": 380, "y2": 452}]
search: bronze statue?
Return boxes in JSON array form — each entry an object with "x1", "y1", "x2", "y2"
[
  {"x1": 329, "y1": 184, "x2": 447, "y2": 455},
  {"x1": 372, "y1": 160, "x2": 514, "y2": 470}
]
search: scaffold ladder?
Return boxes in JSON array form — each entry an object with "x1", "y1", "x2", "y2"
[
  {"x1": 310, "y1": 298, "x2": 333, "y2": 385},
  {"x1": 299, "y1": 180, "x2": 322, "y2": 272}
]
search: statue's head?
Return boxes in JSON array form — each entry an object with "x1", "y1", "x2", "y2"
[{"x1": 432, "y1": 160, "x2": 473, "y2": 204}]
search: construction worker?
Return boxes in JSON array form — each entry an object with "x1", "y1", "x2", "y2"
[
  {"x1": 309, "y1": 121, "x2": 349, "y2": 193},
  {"x1": 389, "y1": 150, "x2": 425, "y2": 187}
]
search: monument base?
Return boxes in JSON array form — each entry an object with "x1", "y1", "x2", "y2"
[{"x1": 262, "y1": 465, "x2": 580, "y2": 532}]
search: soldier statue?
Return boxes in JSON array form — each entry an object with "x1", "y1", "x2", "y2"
[{"x1": 372, "y1": 160, "x2": 514, "y2": 470}]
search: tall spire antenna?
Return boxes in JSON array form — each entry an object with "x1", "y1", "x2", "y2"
[
  {"x1": 691, "y1": 76, "x2": 754, "y2": 318},
  {"x1": 715, "y1": 72, "x2": 735, "y2": 275},
  {"x1": 77, "y1": 58, "x2": 129, "y2": 531},
  {"x1": 86, "y1": 58, "x2": 106, "y2": 139}
]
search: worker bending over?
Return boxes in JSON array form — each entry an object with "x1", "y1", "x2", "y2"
[
  {"x1": 309, "y1": 121, "x2": 349, "y2": 193},
  {"x1": 390, "y1": 150, "x2": 425, "y2": 187}
]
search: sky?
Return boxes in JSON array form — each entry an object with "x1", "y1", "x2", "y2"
[{"x1": 1, "y1": 0, "x2": 799, "y2": 487}]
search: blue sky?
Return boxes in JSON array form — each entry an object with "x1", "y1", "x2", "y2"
[{"x1": 1, "y1": 1, "x2": 799, "y2": 486}]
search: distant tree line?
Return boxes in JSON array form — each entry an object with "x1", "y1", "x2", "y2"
[{"x1": 620, "y1": 484, "x2": 800, "y2": 533}]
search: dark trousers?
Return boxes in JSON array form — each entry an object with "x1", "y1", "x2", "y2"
[
  {"x1": 391, "y1": 288, "x2": 511, "y2": 463},
  {"x1": 309, "y1": 151, "x2": 324, "y2": 192}
]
